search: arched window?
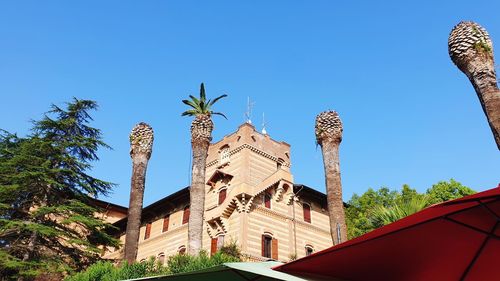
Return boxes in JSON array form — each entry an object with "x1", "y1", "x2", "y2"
[
  {"x1": 218, "y1": 188, "x2": 227, "y2": 205},
  {"x1": 182, "y1": 206, "x2": 190, "y2": 225},
  {"x1": 178, "y1": 246, "x2": 186, "y2": 255},
  {"x1": 261, "y1": 233, "x2": 278, "y2": 260},
  {"x1": 303, "y1": 203, "x2": 311, "y2": 223},
  {"x1": 157, "y1": 253, "x2": 165, "y2": 264},
  {"x1": 211, "y1": 234, "x2": 225, "y2": 255},
  {"x1": 264, "y1": 192, "x2": 272, "y2": 209},
  {"x1": 305, "y1": 245, "x2": 314, "y2": 256},
  {"x1": 277, "y1": 158, "x2": 284, "y2": 170},
  {"x1": 220, "y1": 145, "x2": 230, "y2": 164},
  {"x1": 262, "y1": 234, "x2": 273, "y2": 258}
]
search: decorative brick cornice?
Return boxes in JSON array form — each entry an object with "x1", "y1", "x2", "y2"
[
  {"x1": 294, "y1": 219, "x2": 331, "y2": 235},
  {"x1": 241, "y1": 252, "x2": 282, "y2": 262},
  {"x1": 254, "y1": 206, "x2": 288, "y2": 222},
  {"x1": 138, "y1": 224, "x2": 188, "y2": 247},
  {"x1": 206, "y1": 144, "x2": 291, "y2": 168},
  {"x1": 254, "y1": 206, "x2": 330, "y2": 235}
]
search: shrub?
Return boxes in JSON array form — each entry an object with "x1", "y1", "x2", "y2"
[
  {"x1": 167, "y1": 250, "x2": 240, "y2": 275},
  {"x1": 66, "y1": 251, "x2": 241, "y2": 280},
  {"x1": 219, "y1": 240, "x2": 241, "y2": 259},
  {"x1": 65, "y1": 259, "x2": 168, "y2": 281}
]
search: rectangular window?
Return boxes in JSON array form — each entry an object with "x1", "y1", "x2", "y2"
[
  {"x1": 144, "y1": 223, "x2": 152, "y2": 240},
  {"x1": 217, "y1": 235, "x2": 224, "y2": 250},
  {"x1": 303, "y1": 204, "x2": 311, "y2": 223},
  {"x1": 162, "y1": 215, "x2": 169, "y2": 232},
  {"x1": 182, "y1": 206, "x2": 190, "y2": 225},
  {"x1": 211, "y1": 238, "x2": 218, "y2": 255}
]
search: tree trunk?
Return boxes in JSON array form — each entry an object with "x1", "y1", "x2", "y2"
[
  {"x1": 320, "y1": 140, "x2": 347, "y2": 245},
  {"x1": 188, "y1": 140, "x2": 209, "y2": 255},
  {"x1": 22, "y1": 231, "x2": 37, "y2": 262},
  {"x1": 463, "y1": 57, "x2": 500, "y2": 150},
  {"x1": 124, "y1": 153, "x2": 149, "y2": 263}
]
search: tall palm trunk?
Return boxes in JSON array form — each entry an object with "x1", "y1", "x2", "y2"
[
  {"x1": 124, "y1": 123, "x2": 154, "y2": 263},
  {"x1": 449, "y1": 21, "x2": 500, "y2": 150},
  {"x1": 315, "y1": 111, "x2": 347, "y2": 245},
  {"x1": 188, "y1": 114, "x2": 213, "y2": 255}
]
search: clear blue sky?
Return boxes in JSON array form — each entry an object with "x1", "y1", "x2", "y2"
[{"x1": 1, "y1": 1, "x2": 499, "y2": 207}]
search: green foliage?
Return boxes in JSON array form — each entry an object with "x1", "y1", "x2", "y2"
[
  {"x1": 167, "y1": 251, "x2": 239, "y2": 275},
  {"x1": 370, "y1": 195, "x2": 430, "y2": 228},
  {"x1": 345, "y1": 187, "x2": 398, "y2": 238},
  {"x1": 181, "y1": 83, "x2": 228, "y2": 118},
  {"x1": 66, "y1": 251, "x2": 240, "y2": 280},
  {"x1": 65, "y1": 259, "x2": 168, "y2": 281},
  {"x1": 345, "y1": 180, "x2": 475, "y2": 239},
  {"x1": 0, "y1": 99, "x2": 119, "y2": 280},
  {"x1": 426, "y1": 179, "x2": 476, "y2": 205},
  {"x1": 218, "y1": 240, "x2": 241, "y2": 259}
]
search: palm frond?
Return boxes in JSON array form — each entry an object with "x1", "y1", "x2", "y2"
[
  {"x1": 181, "y1": 110, "x2": 199, "y2": 117},
  {"x1": 211, "y1": 112, "x2": 228, "y2": 120},
  {"x1": 182, "y1": 99, "x2": 199, "y2": 110},
  {"x1": 182, "y1": 83, "x2": 228, "y2": 118},
  {"x1": 209, "y1": 94, "x2": 228, "y2": 107},
  {"x1": 199, "y1": 83, "x2": 206, "y2": 103},
  {"x1": 370, "y1": 196, "x2": 429, "y2": 228},
  {"x1": 189, "y1": 95, "x2": 200, "y2": 105}
]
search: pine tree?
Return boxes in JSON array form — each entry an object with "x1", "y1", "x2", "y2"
[{"x1": 0, "y1": 98, "x2": 119, "y2": 280}]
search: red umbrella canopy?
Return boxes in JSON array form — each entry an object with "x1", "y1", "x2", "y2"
[{"x1": 274, "y1": 185, "x2": 500, "y2": 281}]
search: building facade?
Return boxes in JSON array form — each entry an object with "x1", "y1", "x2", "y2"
[{"x1": 103, "y1": 123, "x2": 333, "y2": 262}]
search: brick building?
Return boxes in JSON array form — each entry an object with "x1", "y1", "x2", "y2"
[{"x1": 101, "y1": 123, "x2": 333, "y2": 262}]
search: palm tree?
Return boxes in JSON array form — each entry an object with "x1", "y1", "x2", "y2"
[
  {"x1": 315, "y1": 110, "x2": 347, "y2": 245},
  {"x1": 124, "y1": 122, "x2": 154, "y2": 263},
  {"x1": 370, "y1": 196, "x2": 429, "y2": 228},
  {"x1": 448, "y1": 21, "x2": 500, "y2": 150},
  {"x1": 182, "y1": 83, "x2": 227, "y2": 255}
]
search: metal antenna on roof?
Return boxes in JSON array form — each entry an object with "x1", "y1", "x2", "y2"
[
  {"x1": 261, "y1": 112, "x2": 268, "y2": 135},
  {"x1": 245, "y1": 97, "x2": 255, "y2": 124}
]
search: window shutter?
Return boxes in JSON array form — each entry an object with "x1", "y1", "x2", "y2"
[
  {"x1": 211, "y1": 238, "x2": 218, "y2": 256},
  {"x1": 162, "y1": 215, "x2": 169, "y2": 232},
  {"x1": 261, "y1": 235, "x2": 265, "y2": 257},
  {"x1": 272, "y1": 238, "x2": 278, "y2": 260},
  {"x1": 183, "y1": 206, "x2": 190, "y2": 224},
  {"x1": 144, "y1": 223, "x2": 151, "y2": 239},
  {"x1": 218, "y1": 189, "x2": 227, "y2": 205},
  {"x1": 303, "y1": 204, "x2": 311, "y2": 223}
]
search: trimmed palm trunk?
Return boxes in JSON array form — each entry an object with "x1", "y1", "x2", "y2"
[
  {"x1": 124, "y1": 122, "x2": 154, "y2": 263},
  {"x1": 188, "y1": 114, "x2": 213, "y2": 255},
  {"x1": 449, "y1": 21, "x2": 500, "y2": 150},
  {"x1": 315, "y1": 111, "x2": 347, "y2": 245}
]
